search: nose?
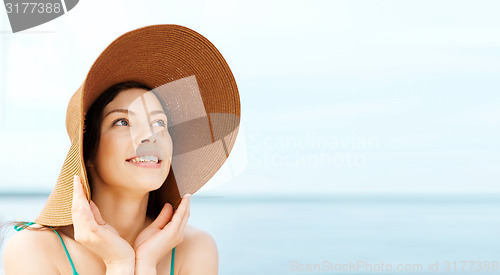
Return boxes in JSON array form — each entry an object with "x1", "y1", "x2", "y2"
[
  {"x1": 141, "y1": 138, "x2": 156, "y2": 143},
  {"x1": 133, "y1": 122, "x2": 157, "y2": 145},
  {"x1": 138, "y1": 132, "x2": 157, "y2": 145}
]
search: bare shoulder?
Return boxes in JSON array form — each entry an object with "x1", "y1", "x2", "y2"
[
  {"x1": 176, "y1": 225, "x2": 218, "y2": 275},
  {"x1": 183, "y1": 224, "x2": 217, "y2": 245},
  {"x1": 3, "y1": 225, "x2": 60, "y2": 274}
]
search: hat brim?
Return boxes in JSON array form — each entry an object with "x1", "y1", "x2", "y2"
[{"x1": 35, "y1": 25, "x2": 240, "y2": 226}]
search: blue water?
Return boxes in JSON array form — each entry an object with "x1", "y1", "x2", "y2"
[{"x1": 1, "y1": 194, "x2": 499, "y2": 274}]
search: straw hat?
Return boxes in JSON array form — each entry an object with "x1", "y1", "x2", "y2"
[{"x1": 34, "y1": 24, "x2": 240, "y2": 226}]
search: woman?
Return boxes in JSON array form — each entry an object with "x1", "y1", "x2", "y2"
[{"x1": 2, "y1": 25, "x2": 241, "y2": 275}]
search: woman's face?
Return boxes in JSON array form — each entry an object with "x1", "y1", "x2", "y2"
[{"x1": 90, "y1": 88, "x2": 173, "y2": 192}]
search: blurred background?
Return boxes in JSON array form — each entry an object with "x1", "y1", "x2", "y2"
[{"x1": 1, "y1": 0, "x2": 499, "y2": 274}]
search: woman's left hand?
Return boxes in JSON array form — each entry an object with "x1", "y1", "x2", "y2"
[{"x1": 134, "y1": 194, "x2": 191, "y2": 268}]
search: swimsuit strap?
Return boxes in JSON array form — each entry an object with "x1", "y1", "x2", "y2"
[
  {"x1": 171, "y1": 246, "x2": 176, "y2": 275},
  {"x1": 49, "y1": 226, "x2": 79, "y2": 275},
  {"x1": 13, "y1": 221, "x2": 35, "y2": 231},
  {"x1": 49, "y1": 226, "x2": 80, "y2": 275},
  {"x1": 13, "y1": 222, "x2": 79, "y2": 275},
  {"x1": 14, "y1": 222, "x2": 173, "y2": 275}
]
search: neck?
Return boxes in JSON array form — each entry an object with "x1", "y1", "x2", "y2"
[
  {"x1": 90, "y1": 181, "x2": 153, "y2": 246},
  {"x1": 62, "y1": 178, "x2": 154, "y2": 247}
]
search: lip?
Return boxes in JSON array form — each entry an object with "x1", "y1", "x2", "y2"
[
  {"x1": 126, "y1": 150, "x2": 163, "y2": 162},
  {"x1": 126, "y1": 160, "x2": 162, "y2": 168}
]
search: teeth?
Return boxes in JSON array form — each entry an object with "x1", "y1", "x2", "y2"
[{"x1": 129, "y1": 156, "x2": 159, "y2": 163}]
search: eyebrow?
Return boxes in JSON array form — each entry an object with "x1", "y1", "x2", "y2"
[{"x1": 103, "y1": 109, "x2": 166, "y2": 119}]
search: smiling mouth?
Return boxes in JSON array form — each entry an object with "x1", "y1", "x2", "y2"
[{"x1": 126, "y1": 155, "x2": 162, "y2": 164}]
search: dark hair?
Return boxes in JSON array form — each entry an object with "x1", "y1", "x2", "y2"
[{"x1": 1, "y1": 81, "x2": 172, "y2": 240}]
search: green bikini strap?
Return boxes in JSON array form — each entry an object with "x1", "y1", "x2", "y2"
[
  {"x1": 14, "y1": 222, "x2": 172, "y2": 275},
  {"x1": 14, "y1": 222, "x2": 79, "y2": 275},
  {"x1": 171, "y1": 246, "x2": 176, "y2": 275},
  {"x1": 13, "y1": 221, "x2": 35, "y2": 231},
  {"x1": 49, "y1": 226, "x2": 80, "y2": 275}
]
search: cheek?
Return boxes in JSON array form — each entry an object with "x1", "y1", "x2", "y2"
[{"x1": 96, "y1": 134, "x2": 128, "y2": 165}]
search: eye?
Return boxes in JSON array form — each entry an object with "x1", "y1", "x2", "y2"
[
  {"x1": 113, "y1": 118, "x2": 129, "y2": 126},
  {"x1": 152, "y1": 120, "x2": 166, "y2": 127}
]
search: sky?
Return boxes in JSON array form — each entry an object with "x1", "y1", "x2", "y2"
[{"x1": 0, "y1": 0, "x2": 499, "y2": 195}]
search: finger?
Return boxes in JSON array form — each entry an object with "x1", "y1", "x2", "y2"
[
  {"x1": 170, "y1": 194, "x2": 191, "y2": 228},
  {"x1": 72, "y1": 175, "x2": 91, "y2": 211},
  {"x1": 71, "y1": 175, "x2": 97, "y2": 228},
  {"x1": 148, "y1": 203, "x2": 173, "y2": 229},
  {"x1": 148, "y1": 197, "x2": 190, "y2": 252},
  {"x1": 72, "y1": 175, "x2": 89, "y2": 213},
  {"x1": 178, "y1": 195, "x2": 190, "y2": 232},
  {"x1": 72, "y1": 175, "x2": 83, "y2": 210},
  {"x1": 74, "y1": 200, "x2": 97, "y2": 228},
  {"x1": 89, "y1": 200, "x2": 106, "y2": 226}
]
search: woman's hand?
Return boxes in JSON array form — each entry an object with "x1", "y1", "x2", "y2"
[
  {"x1": 134, "y1": 194, "x2": 191, "y2": 268},
  {"x1": 71, "y1": 175, "x2": 135, "y2": 268}
]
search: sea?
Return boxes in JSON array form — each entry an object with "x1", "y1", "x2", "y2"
[{"x1": 1, "y1": 194, "x2": 499, "y2": 275}]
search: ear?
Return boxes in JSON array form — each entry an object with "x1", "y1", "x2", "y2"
[{"x1": 86, "y1": 160, "x2": 94, "y2": 168}]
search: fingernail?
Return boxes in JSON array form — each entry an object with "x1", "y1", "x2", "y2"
[
  {"x1": 185, "y1": 194, "x2": 192, "y2": 198},
  {"x1": 74, "y1": 175, "x2": 78, "y2": 182}
]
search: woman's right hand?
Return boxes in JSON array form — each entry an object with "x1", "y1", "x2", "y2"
[{"x1": 71, "y1": 175, "x2": 135, "y2": 267}]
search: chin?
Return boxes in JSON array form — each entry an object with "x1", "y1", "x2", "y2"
[{"x1": 128, "y1": 176, "x2": 165, "y2": 191}]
